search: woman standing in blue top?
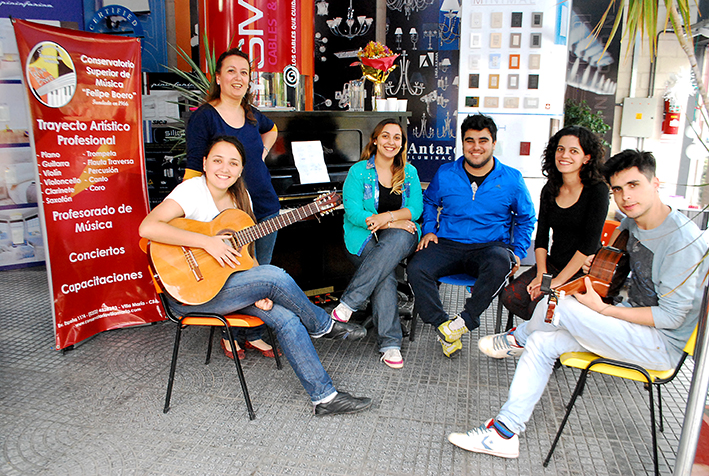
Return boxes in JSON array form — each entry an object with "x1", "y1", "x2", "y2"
[
  {"x1": 330, "y1": 119, "x2": 423, "y2": 369},
  {"x1": 184, "y1": 48, "x2": 281, "y2": 360}
]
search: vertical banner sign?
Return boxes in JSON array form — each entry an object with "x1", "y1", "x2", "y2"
[
  {"x1": 12, "y1": 19, "x2": 164, "y2": 350},
  {"x1": 201, "y1": 0, "x2": 302, "y2": 73}
]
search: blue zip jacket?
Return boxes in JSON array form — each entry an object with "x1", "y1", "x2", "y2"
[
  {"x1": 422, "y1": 156, "x2": 536, "y2": 258},
  {"x1": 343, "y1": 157, "x2": 423, "y2": 255}
]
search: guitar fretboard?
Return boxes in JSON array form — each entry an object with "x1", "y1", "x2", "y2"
[{"x1": 232, "y1": 201, "x2": 323, "y2": 247}]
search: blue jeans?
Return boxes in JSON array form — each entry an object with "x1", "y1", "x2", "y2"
[
  {"x1": 232, "y1": 211, "x2": 280, "y2": 343},
  {"x1": 407, "y1": 238, "x2": 515, "y2": 330},
  {"x1": 496, "y1": 297, "x2": 673, "y2": 435},
  {"x1": 343, "y1": 228, "x2": 418, "y2": 352},
  {"x1": 168, "y1": 265, "x2": 336, "y2": 402}
]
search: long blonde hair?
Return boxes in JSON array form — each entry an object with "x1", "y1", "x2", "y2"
[{"x1": 360, "y1": 119, "x2": 408, "y2": 194}]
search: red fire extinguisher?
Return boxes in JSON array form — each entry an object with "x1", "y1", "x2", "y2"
[{"x1": 663, "y1": 99, "x2": 681, "y2": 134}]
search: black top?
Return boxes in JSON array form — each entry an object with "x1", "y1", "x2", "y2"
[
  {"x1": 378, "y1": 182, "x2": 403, "y2": 213},
  {"x1": 535, "y1": 180, "x2": 610, "y2": 271}
]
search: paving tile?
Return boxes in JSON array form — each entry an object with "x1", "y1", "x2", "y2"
[{"x1": 0, "y1": 267, "x2": 693, "y2": 475}]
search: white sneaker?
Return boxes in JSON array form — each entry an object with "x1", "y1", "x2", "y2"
[
  {"x1": 448, "y1": 419, "x2": 519, "y2": 458},
  {"x1": 380, "y1": 348, "x2": 404, "y2": 369},
  {"x1": 478, "y1": 330, "x2": 524, "y2": 359},
  {"x1": 331, "y1": 303, "x2": 353, "y2": 322}
]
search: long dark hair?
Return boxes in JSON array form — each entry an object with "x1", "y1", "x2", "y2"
[
  {"x1": 206, "y1": 49, "x2": 257, "y2": 124},
  {"x1": 541, "y1": 125, "x2": 605, "y2": 200},
  {"x1": 360, "y1": 119, "x2": 408, "y2": 194},
  {"x1": 204, "y1": 135, "x2": 256, "y2": 223}
]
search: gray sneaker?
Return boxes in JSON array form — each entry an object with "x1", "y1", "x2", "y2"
[{"x1": 478, "y1": 331, "x2": 523, "y2": 359}]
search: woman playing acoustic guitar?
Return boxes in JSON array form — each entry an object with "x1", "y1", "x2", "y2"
[
  {"x1": 139, "y1": 136, "x2": 372, "y2": 416},
  {"x1": 496, "y1": 125, "x2": 610, "y2": 324}
]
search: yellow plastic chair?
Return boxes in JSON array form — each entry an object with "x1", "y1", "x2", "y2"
[
  {"x1": 140, "y1": 238, "x2": 282, "y2": 420},
  {"x1": 543, "y1": 326, "x2": 698, "y2": 476}
]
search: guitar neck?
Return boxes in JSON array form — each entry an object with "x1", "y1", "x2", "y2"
[{"x1": 233, "y1": 201, "x2": 321, "y2": 247}]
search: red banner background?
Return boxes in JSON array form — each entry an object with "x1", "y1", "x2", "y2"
[
  {"x1": 13, "y1": 19, "x2": 164, "y2": 349},
  {"x1": 200, "y1": 0, "x2": 302, "y2": 73}
]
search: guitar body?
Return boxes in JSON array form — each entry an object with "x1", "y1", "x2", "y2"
[
  {"x1": 147, "y1": 191, "x2": 342, "y2": 306},
  {"x1": 544, "y1": 231, "x2": 630, "y2": 324},
  {"x1": 148, "y1": 209, "x2": 256, "y2": 305},
  {"x1": 555, "y1": 244, "x2": 629, "y2": 300}
]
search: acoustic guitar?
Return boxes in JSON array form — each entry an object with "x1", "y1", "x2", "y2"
[
  {"x1": 148, "y1": 192, "x2": 341, "y2": 305},
  {"x1": 545, "y1": 229, "x2": 629, "y2": 323}
]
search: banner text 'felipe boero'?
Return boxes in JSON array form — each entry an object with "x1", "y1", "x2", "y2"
[{"x1": 12, "y1": 19, "x2": 164, "y2": 349}]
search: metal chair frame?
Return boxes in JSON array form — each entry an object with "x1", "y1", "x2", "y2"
[
  {"x1": 140, "y1": 239, "x2": 281, "y2": 420},
  {"x1": 159, "y1": 292, "x2": 282, "y2": 420},
  {"x1": 543, "y1": 327, "x2": 697, "y2": 476}
]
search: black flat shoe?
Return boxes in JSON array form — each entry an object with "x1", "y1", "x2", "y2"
[
  {"x1": 314, "y1": 392, "x2": 372, "y2": 416},
  {"x1": 322, "y1": 321, "x2": 367, "y2": 340}
]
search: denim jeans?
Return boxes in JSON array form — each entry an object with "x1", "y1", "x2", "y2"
[
  {"x1": 168, "y1": 265, "x2": 336, "y2": 402},
  {"x1": 407, "y1": 238, "x2": 515, "y2": 330},
  {"x1": 343, "y1": 228, "x2": 418, "y2": 352},
  {"x1": 496, "y1": 296, "x2": 673, "y2": 435},
  {"x1": 230, "y1": 211, "x2": 280, "y2": 343}
]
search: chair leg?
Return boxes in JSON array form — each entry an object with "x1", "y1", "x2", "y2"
[
  {"x1": 495, "y1": 297, "x2": 504, "y2": 333},
  {"x1": 543, "y1": 369, "x2": 589, "y2": 467},
  {"x1": 225, "y1": 328, "x2": 256, "y2": 420},
  {"x1": 409, "y1": 304, "x2": 418, "y2": 342},
  {"x1": 163, "y1": 323, "x2": 184, "y2": 414},
  {"x1": 205, "y1": 326, "x2": 216, "y2": 365},
  {"x1": 505, "y1": 311, "x2": 514, "y2": 331},
  {"x1": 656, "y1": 384, "x2": 664, "y2": 433},
  {"x1": 266, "y1": 327, "x2": 283, "y2": 370},
  {"x1": 647, "y1": 381, "x2": 659, "y2": 476}
]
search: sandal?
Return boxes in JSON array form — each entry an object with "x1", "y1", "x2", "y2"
[
  {"x1": 221, "y1": 339, "x2": 245, "y2": 360},
  {"x1": 244, "y1": 340, "x2": 282, "y2": 358}
]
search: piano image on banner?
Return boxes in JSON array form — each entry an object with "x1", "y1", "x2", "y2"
[{"x1": 25, "y1": 41, "x2": 77, "y2": 108}]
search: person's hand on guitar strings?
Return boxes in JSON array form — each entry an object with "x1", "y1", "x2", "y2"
[
  {"x1": 203, "y1": 233, "x2": 242, "y2": 268},
  {"x1": 574, "y1": 276, "x2": 606, "y2": 314}
]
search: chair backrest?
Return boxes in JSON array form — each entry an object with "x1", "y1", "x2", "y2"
[
  {"x1": 600, "y1": 220, "x2": 621, "y2": 247},
  {"x1": 684, "y1": 325, "x2": 699, "y2": 356}
]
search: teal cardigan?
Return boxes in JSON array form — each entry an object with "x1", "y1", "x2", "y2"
[{"x1": 342, "y1": 156, "x2": 423, "y2": 255}]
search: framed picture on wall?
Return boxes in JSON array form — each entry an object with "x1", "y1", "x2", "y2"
[
  {"x1": 509, "y1": 54, "x2": 520, "y2": 69},
  {"x1": 528, "y1": 74, "x2": 539, "y2": 89},
  {"x1": 530, "y1": 33, "x2": 542, "y2": 48},
  {"x1": 490, "y1": 32, "x2": 502, "y2": 48},
  {"x1": 489, "y1": 74, "x2": 500, "y2": 89},
  {"x1": 469, "y1": 74, "x2": 480, "y2": 88},
  {"x1": 529, "y1": 54, "x2": 541, "y2": 69},
  {"x1": 469, "y1": 54, "x2": 481, "y2": 69},
  {"x1": 470, "y1": 33, "x2": 482, "y2": 48},
  {"x1": 491, "y1": 12, "x2": 503, "y2": 29},
  {"x1": 484, "y1": 97, "x2": 499, "y2": 108},
  {"x1": 507, "y1": 74, "x2": 519, "y2": 89},
  {"x1": 471, "y1": 12, "x2": 482, "y2": 29},
  {"x1": 510, "y1": 33, "x2": 521, "y2": 48},
  {"x1": 489, "y1": 54, "x2": 501, "y2": 69},
  {"x1": 504, "y1": 97, "x2": 520, "y2": 108},
  {"x1": 465, "y1": 96, "x2": 480, "y2": 107},
  {"x1": 532, "y1": 12, "x2": 543, "y2": 27},
  {"x1": 511, "y1": 12, "x2": 523, "y2": 27},
  {"x1": 524, "y1": 97, "x2": 539, "y2": 108}
]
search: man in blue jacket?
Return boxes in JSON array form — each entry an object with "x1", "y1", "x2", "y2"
[{"x1": 408, "y1": 114, "x2": 535, "y2": 357}]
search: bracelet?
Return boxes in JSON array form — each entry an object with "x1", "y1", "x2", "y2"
[
  {"x1": 599, "y1": 305, "x2": 611, "y2": 315},
  {"x1": 387, "y1": 222, "x2": 391, "y2": 228},
  {"x1": 389, "y1": 211, "x2": 395, "y2": 222}
]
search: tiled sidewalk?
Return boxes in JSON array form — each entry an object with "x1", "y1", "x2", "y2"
[{"x1": 0, "y1": 266, "x2": 692, "y2": 475}]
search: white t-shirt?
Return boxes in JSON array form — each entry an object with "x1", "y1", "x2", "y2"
[{"x1": 165, "y1": 176, "x2": 223, "y2": 222}]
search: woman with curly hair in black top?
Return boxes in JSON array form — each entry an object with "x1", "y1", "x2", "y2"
[{"x1": 499, "y1": 125, "x2": 609, "y2": 321}]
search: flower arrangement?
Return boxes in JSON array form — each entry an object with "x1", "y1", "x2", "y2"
[{"x1": 352, "y1": 41, "x2": 398, "y2": 86}]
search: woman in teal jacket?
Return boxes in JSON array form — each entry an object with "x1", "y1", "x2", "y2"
[{"x1": 330, "y1": 119, "x2": 423, "y2": 369}]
